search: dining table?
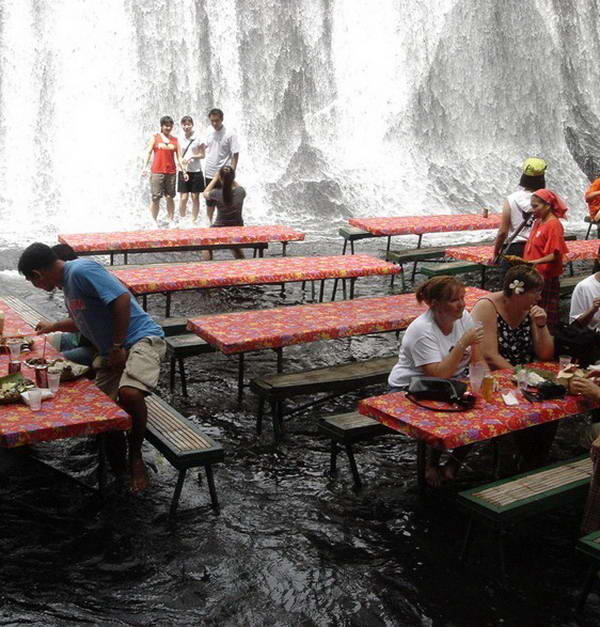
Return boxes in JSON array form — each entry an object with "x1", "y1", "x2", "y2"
[
  {"x1": 348, "y1": 212, "x2": 501, "y2": 253},
  {"x1": 0, "y1": 297, "x2": 131, "y2": 492},
  {"x1": 357, "y1": 361, "x2": 598, "y2": 491},
  {"x1": 111, "y1": 254, "x2": 401, "y2": 317},
  {"x1": 59, "y1": 224, "x2": 306, "y2": 264},
  {"x1": 187, "y1": 286, "x2": 489, "y2": 402}
]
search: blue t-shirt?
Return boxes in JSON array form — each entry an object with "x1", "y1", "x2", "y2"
[{"x1": 62, "y1": 258, "x2": 164, "y2": 356}]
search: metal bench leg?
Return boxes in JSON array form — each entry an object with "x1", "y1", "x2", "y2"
[
  {"x1": 319, "y1": 280, "x2": 325, "y2": 303},
  {"x1": 345, "y1": 443, "x2": 362, "y2": 489},
  {"x1": 256, "y1": 397, "x2": 265, "y2": 435},
  {"x1": 585, "y1": 222, "x2": 593, "y2": 240},
  {"x1": 142, "y1": 294, "x2": 148, "y2": 311},
  {"x1": 237, "y1": 354, "x2": 245, "y2": 405},
  {"x1": 349, "y1": 277, "x2": 356, "y2": 300},
  {"x1": 110, "y1": 253, "x2": 114, "y2": 265},
  {"x1": 165, "y1": 293, "x2": 172, "y2": 318},
  {"x1": 178, "y1": 358, "x2": 188, "y2": 397},
  {"x1": 311, "y1": 281, "x2": 316, "y2": 301},
  {"x1": 282, "y1": 241, "x2": 288, "y2": 257},
  {"x1": 576, "y1": 564, "x2": 596, "y2": 613},
  {"x1": 417, "y1": 441, "x2": 426, "y2": 496},
  {"x1": 169, "y1": 356, "x2": 176, "y2": 393},
  {"x1": 275, "y1": 347, "x2": 283, "y2": 373},
  {"x1": 350, "y1": 240, "x2": 355, "y2": 255},
  {"x1": 205, "y1": 465, "x2": 220, "y2": 511},
  {"x1": 331, "y1": 278, "x2": 339, "y2": 301},
  {"x1": 124, "y1": 252, "x2": 129, "y2": 265},
  {"x1": 386, "y1": 236, "x2": 391, "y2": 256},
  {"x1": 169, "y1": 469, "x2": 187, "y2": 518},
  {"x1": 458, "y1": 517, "x2": 474, "y2": 563},
  {"x1": 270, "y1": 400, "x2": 282, "y2": 441},
  {"x1": 342, "y1": 240, "x2": 348, "y2": 255},
  {"x1": 329, "y1": 440, "x2": 339, "y2": 476},
  {"x1": 342, "y1": 279, "x2": 347, "y2": 300},
  {"x1": 480, "y1": 266, "x2": 486, "y2": 288}
]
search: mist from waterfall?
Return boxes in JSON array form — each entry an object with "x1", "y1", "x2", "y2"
[{"x1": 1, "y1": 0, "x2": 599, "y2": 249}]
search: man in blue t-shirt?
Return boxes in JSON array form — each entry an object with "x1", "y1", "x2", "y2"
[{"x1": 18, "y1": 243, "x2": 166, "y2": 493}]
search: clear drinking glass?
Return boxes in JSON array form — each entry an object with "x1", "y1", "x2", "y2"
[
  {"x1": 28, "y1": 388, "x2": 42, "y2": 411},
  {"x1": 517, "y1": 369, "x2": 529, "y2": 393},
  {"x1": 47, "y1": 370, "x2": 61, "y2": 394},
  {"x1": 469, "y1": 361, "x2": 488, "y2": 394}
]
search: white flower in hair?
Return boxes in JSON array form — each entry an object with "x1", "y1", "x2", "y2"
[{"x1": 509, "y1": 279, "x2": 525, "y2": 295}]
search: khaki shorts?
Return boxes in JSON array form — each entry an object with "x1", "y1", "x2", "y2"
[
  {"x1": 94, "y1": 336, "x2": 166, "y2": 401},
  {"x1": 150, "y1": 173, "x2": 176, "y2": 200}
]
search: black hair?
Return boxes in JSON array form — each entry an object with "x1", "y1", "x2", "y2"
[
  {"x1": 18, "y1": 243, "x2": 58, "y2": 278},
  {"x1": 519, "y1": 173, "x2": 545, "y2": 191},
  {"x1": 220, "y1": 166, "x2": 236, "y2": 206},
  {"x1": 51, "y1": 243, "x2": 78, "y2": 261},
  {"x1": 160, "y1": 115, "x2": 174, "y2": 127},
  {"x1": 208, "y1": 108, "x2": 224, "y2": 120},
  {"x1": 180, "y1": 115, "x2": 193, "y2": 125}
]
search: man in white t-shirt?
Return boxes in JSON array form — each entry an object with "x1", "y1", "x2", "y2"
[
  {"x1": 204, "y1": 108, "x2": 240, "y2": 224},
  {"x1": 177, "y1": 115, "x2": 206, "y2": 224},
  {"x1": 569, "y1": 273, "x2": 600, "y2": 331}
]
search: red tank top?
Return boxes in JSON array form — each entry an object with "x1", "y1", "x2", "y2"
[{"x1": 151, "y1": 134, "x2": 178, "y2": 174}]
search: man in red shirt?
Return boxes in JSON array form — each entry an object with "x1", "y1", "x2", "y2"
[{"x1": 142, "y1": 116, "x2": 188, "y2": 226}]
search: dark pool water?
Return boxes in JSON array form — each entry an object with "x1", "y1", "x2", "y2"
[{"x1": 0, "y1": 236, "x2": 599, "y2": 626}]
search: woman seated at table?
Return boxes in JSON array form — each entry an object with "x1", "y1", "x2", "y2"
[
  {"x1": 471, "y1": 264, "x2": 556, "y2": 469},
  {"x1": 201, "y1": 165, "x2": 246, "y2": 261},
  {"x1": 508, "y1": 189, "x2": 569, "y2": 333},
  {"x1": 388, "y1": 276, "x2": 483, "y2": 487}
]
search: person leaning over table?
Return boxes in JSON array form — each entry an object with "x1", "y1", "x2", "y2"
[
  {"x1": 388, "y1": 276, "x2": 484, "y2": 488},
  {"x1": 201, "y1": 165, "x2": 246, "y2": 261},
  {"x1": 507, "y1": 189, "x2": 569, "y2": 334},
  {"x1": 17, "y1": 243, "x2": 166, "y2": 494},
  {"x1": 470, "y1": 264, "x2": 557, "y2": 470}
]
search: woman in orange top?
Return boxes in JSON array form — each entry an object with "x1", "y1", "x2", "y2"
[
  {"x1": 585, "y1": 177, "x2": 600, "y2": 222},
  {"x1": 521, "y1": 189, "x2": 569, "y2": 332}
]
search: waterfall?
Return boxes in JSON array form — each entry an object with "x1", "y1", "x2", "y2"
[{"x1": 0, "y1": 0, "x2": 599, "y2": 249}]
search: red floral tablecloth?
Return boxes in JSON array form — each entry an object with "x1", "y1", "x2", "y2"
[
  {"x1": 358, "y1": 362, "x2": 595, "y2": 450},
  {"x1": 58, "y1": 225, "x2": 305, "y2": 253},
  {"x1": 348, "y1": 213, "x2": 501, "y2": 236},
  {"x1": 445, "y1": 239, "x2": 600, "y2": 265},
  {"x1": 0, "y1": 299, "x2": 130, "y2": 448},
  {"x1": 187, "y1": 287, "x2": 488, "y2": 354},
  {"x1": 111, "y1": 254, "x2": 400, "y2": 294}
]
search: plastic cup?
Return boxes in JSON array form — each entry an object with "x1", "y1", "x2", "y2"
[
  {"x1": 7, "y1": 340, "x2": 21, "y2": 360},
  {"x1": 47, "y1": 370, "x2": 60, "y2": 394},
  {"x1": 469, "y1": 361, "x2": 488, "y2": 394},
  {"x1": 28, "y1": 388, "x2": 42, "y2": 411}
]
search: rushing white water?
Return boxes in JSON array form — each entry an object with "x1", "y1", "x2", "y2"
[{"x1": 0, "y1": 0, "x2": 599, "y2": 249}]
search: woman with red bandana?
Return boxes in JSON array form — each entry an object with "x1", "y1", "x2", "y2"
[{"x1": 512, "y1": 189, "x2": 568, "y2": 332}]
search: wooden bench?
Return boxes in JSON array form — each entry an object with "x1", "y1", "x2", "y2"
[
  {"x1": 418, "y1": 260, "x2": 487, "y2": 287},
  {"x1": 319, "y1": 411, "x2": 391, "y2": 489},
  {"x1": 157, "y1": 317, "x2": 189, "y2": 337},
  {"x1": 560, "y1": 275, "x2": 583, "y2": 298},
  {"x1": 458, "y1": 455, "x2": 593, "y2": 580},
  {"x1": 386, "y1": 247, "x2": 447, "y2": 289},
  {"x1": 576, "y1": 529, "x2": 600, "y2": 612},
  {"x1": 1, "y1": 295, "x2": 46, "y2": 327},
  {"x1": 166, "y1": 334, "x2": 217, "y2": 396},
  {"x1": 145, "y1": 394, "x2": 224, "y2": 517},
  {"x1": 250, "y1": 356, "x2": 397, "y2": 440},
  {"x1": 339, "y1": 226, "x2": 377, "y2": 255}
]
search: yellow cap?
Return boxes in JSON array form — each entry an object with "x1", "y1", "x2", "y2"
[{"x1": 522, "y1": 157, "x2": 547, "y2": 176}]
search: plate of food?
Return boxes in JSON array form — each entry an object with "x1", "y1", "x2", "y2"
[
  {"x1": 0, "y1": 373, "x2": 35, "y2": 404},
  {"x1": 47, "y1": 358, "x2": 90, "y2": 381}
]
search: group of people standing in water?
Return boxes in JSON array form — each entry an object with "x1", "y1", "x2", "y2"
[
  {"x1": 388, "y1": 157, "x2": 600, "y2": 487},
  {"x1": 141, "y1": 108, "x2": 245, "y2": 244}
]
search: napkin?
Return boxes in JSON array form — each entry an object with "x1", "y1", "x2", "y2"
[{"x1": 21, "y1": 389, "x2": 54, "y2": 407}]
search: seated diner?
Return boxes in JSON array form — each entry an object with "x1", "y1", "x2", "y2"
[
  {"x1": 388, "y1": 276, "x2": 483, "y2": 487},
  {"x1": 471, "y1": 264, "x2": 556, "y2": 469}
]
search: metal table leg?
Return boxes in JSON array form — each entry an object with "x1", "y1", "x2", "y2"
[{"x1": 237, "y1": 353, "x2": 245, "y2": 405}]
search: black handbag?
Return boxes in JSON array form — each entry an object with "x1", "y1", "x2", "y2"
[
  {"x1": 554, "y1": 322, "x2": 600, "y2": 368},
  {"x1": 406, "y1": 376, "x2": 476, "y2": 412}
]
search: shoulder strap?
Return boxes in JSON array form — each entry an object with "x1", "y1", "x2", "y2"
[{"x1": 182, "y1": 137, "x2": 195, "y2": 158}]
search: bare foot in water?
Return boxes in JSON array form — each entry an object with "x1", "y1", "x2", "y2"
[
  {"x1": 130, "y1": 457, "x2": 149, "y2": 493},
  {"x1": 425, "y1": 465, "x2": 443, "y2": 488},
  {"x1": 442, "y1": 459, "x2": 461, "y2": 482}
]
